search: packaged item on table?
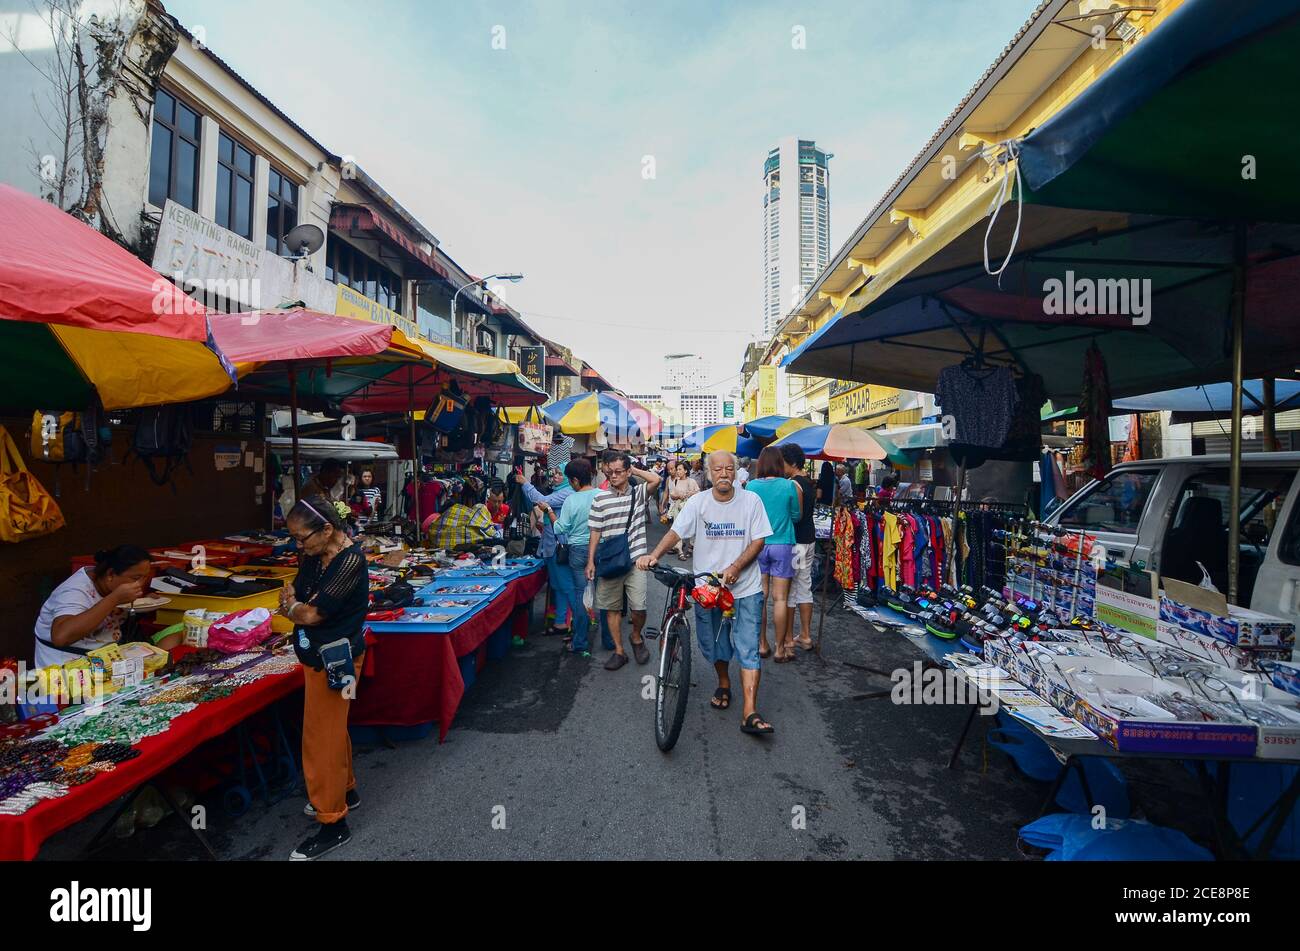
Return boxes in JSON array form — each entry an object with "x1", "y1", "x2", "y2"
[
  {"x1": 1158, "y1": 596, "x2": 1296, "y2": 649},
  {"x1": 206, "y1": 608, "x2": 274, "y2": 654},
  {"x1": 183, "y1": 609, "x2": 222, "y2": 647}
]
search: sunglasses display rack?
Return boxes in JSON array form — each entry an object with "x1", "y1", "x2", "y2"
[{"x1": 980, "y1": 635, "x2": 1300, "y2": 758}]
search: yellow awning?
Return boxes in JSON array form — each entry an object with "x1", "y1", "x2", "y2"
[{"x1": 841, "y1": 174, "x2": 1009, "y2": 318}]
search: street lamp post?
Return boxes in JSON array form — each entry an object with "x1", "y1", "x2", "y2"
[{"x1": 450, "y1": 272, "x2": 524, "y2": 350}]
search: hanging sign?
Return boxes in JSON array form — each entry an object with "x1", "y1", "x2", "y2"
[{"x1": 520, "y1": 346, "x2": 546, "y2": 390}]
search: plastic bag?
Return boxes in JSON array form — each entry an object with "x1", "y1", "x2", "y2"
[
  {"x1": 1195, "y1": 561, "x2": 1221, "y2": 593},
  {"x1": 206, "y1": 607, "x2": 274, "y2": 654},
  {"x1": 583, "y1": 578, "x2": 595, "y2": 618}
]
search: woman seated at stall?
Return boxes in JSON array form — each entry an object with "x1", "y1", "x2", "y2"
[
  {"x1": 34, "y1": 545, "x2": 152, "y2": 668},
  {"x1": 426, "y1": 482, "x2": 497, "y2": 550}
]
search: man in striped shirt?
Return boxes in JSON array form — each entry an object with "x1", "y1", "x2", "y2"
[{"x1": 586, "y1": 452, "x2": 662, "y2": 670}]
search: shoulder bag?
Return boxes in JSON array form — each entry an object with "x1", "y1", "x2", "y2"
[{"x1": 594, "y1": 485, "x2": 640, "y2": 579}]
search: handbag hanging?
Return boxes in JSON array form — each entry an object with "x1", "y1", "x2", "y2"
[
  {"x1": 0, "y1": 424, "x2": 66, "y2": 544},
  {"x1": 518, "y1": 405, "x2": 553, "y2": 454}
]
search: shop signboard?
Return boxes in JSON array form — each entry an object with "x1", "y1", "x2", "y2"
[
  {"x1": 758, "y1": 366, "x2": 778, "y2": 416},
  {"x1": 335, "y1": 283, "x2": 420, "y2": 340},
  {"x1": 829, "y1": 384, "x2": 901, "y2": 425},
  {"x1": 520, "y1": 346, "x2": 546, "y2": 390},
  {"x1": 152, "y1": 199, "x2": 334, "y2": 312}
]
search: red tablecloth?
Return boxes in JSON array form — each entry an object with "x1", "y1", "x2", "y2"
[
  {"x1": 0, "y1": 667, "x2": 303, "y2": 862},
  {"x1": 349, "y1": 570, "x2": 547, "y2": 741}
]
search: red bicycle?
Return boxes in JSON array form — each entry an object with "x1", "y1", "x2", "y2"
[{"x1": 645, "y1": 566, "x2": 727, "y2": 752}]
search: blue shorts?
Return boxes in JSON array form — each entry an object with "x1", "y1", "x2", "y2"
[
  {"x1": 693, "y1": 592, "x2": 763, "y2": 671},
  {"x1": 758, "y1": 543, "x2": 795, "y2": 579}
]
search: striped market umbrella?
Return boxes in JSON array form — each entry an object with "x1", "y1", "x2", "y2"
[
  {"x1": 0, "y1": 183, "x2": 233, "y2": 410},
  {"x1": 741, "y1": 415, "x2": 814, "y2": 441},
  {"x1": 771, "y1": 424, "x2": 889, "y2": 462},
  {"x1": 542, "y1": 392, "x2": 661, "y2": 440},
  {"x1": 679, "y1": 424, "x2": 762, "y2": 458}
]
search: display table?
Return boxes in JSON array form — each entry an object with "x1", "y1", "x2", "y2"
[
  {"x1": 0, "y1": 667, "x2": 303, "y2": 862},
  {"x1": 349, "y1": 569, "x2": 546, "y2": 741},
  {"x1": 855, "y1": 605, "x2": 1300, "y2": 859}
]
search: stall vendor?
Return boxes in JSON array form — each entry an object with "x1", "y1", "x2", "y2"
[
  {"x1": 301, "y1": 459, "x2": 345, "y2": 502},
  {"x1": 33, "y1": 545, "x2": 152, "y2": 667},
  {"x1": 280, "y1": 495, "x2": 369, "y2": 861},
  {"x1": 426, "y1": 483, "x2": 496, "y2": 549},
  {"x1": 485, "y1": 485, "x2": 511, "y2": 526}
]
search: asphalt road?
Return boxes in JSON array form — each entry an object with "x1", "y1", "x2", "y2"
[{"x1": 40, "y1": 520, "x2": 1205, "y2": 861}]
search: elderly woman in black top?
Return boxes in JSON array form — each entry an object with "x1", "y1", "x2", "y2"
[{"x1": 278, "y1": 496, "x2": 370, "y2": 861}]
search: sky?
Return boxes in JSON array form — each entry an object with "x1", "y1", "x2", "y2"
[{"x1": 165, "y1": 0, "x2": 1038, "y2": 395}]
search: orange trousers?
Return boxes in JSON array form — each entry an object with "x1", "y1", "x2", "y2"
[{"x1": 302, "y1": 654, "x2": 364, "y2": 825}]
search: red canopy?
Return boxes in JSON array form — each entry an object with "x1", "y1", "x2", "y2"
[
  {"x1": 209, "y1": 309, "x2": 396, "y2": 364},
  {"x1": 0, "y1": 183, "x2": 207, "y2": 341}
]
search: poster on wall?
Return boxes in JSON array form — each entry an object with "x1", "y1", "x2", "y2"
[{"x1": 758, "y1": 366, "x2": 778, "y2": 416}]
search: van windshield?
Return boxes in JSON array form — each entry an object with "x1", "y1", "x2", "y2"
[{"x1": 1058, "y1": 469, "x2": 1159, "y2": 534}]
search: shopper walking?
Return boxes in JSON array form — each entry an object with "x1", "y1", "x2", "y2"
[
  {"x1": 745, "y1": 447, "x2": 801, "y2": 661},
  {"x1": 586, "y1": 453, "x2": 661, "y2": 670},
  {"x1": 553, "y1": 459, "x2": 600, "y2": 657},
  {"x1": 518, "y1": 467, "x2": 576, "y2": 638},
  {"x1": 782, "y1": 443, "x2": 817, "y2": 651},
  {"x1": 835, "y1": 464, "x2": 855, "y2": 506},
  {"x1": 691, "y1": 456, "x2": 709, "y2": 492},
  {"x1": 280, "y1": 496, "x2": 369, "y2": 860},
  {"x1": 639, "y1": 450, "x2": 774, "y2": 735},
  {"x1": 661, "y1": 460, "x2": 700, "y2": 560},
  {"x1": 817, "y1": 460, "x2": 836, "y2": 505}
]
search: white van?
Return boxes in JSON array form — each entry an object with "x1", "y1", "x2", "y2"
[{"x1": 1042, "y1": 453, "x2": 1300, "y2": 621}]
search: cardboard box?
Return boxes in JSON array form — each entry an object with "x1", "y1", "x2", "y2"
[{"x1": 1158, "y1": 597, "x2": 1296, "y2": 648}]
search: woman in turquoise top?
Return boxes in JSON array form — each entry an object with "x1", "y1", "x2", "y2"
[
  {"x1": 745, "y1": 447, "x2": 803, "y2": 661},
  {"x1": 554, "y1": 459, "x2": 600, "y2": 657}
]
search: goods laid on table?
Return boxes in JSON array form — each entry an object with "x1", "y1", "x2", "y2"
[
  {"x1": 0, "y1": 637, "x2": 301, "y2": 816},
  {"x1": 874, "y1": 521, "x2": 1300, "y2": 759},
  {"x1": 358, "y1": 543, "x2": 544, "y2": 632}
]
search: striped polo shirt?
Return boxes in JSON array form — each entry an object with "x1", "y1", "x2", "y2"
[{"x1": 588, "y1": 482, "x2": 649, "y2": 559}]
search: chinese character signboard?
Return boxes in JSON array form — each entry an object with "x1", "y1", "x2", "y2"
[{"x1": 520, "y1": 346, "x2": 546, "y2": 391}]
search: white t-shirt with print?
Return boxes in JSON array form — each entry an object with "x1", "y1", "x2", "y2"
[
  {"x1": 34, "y1": 568, "x2": 123, "y2": 668},
  {"x1": 670, "y1": 489, "x2": 772, "y2": 600}
]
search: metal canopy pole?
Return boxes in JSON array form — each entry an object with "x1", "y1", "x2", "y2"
[
  {"x1": 409, "y1": 366, "x2": 420, "y2": 537},
  {"x1": 1227, "y1": 223, "x2": 1248, "y2": 606},
  {"x1": 288, "y1": 364, "x2": 302, "y2": 505},
  {"x1": 1263, "y1": 378, "x2": 1276, "y2": 452}
]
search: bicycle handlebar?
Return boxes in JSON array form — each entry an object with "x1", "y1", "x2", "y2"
[{"x1": 650, "y1": 565, "x2": 719, "y2": 587}]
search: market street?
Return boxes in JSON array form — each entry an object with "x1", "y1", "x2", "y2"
[{"x1": 38, "y1": 522, "x2": 1049, "y2": 862}]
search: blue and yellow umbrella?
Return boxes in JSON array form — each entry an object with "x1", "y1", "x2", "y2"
[
  {"x1": 541, "y1": 392, "x2": 661, "y2": 440},
  {"x1": 741, "y1": 415, "x2": 814, "y2": 441},
  {"x1": 679, "y1": 424, "x2": 762, "y2": 457}
]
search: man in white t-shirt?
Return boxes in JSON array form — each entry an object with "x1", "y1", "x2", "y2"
[{"x1": 638, "y1": 449, "x2": 775, "y2": 736}]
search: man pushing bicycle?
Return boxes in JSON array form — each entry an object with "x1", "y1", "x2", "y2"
[{"x1": 637, "y1": 449, "x2": 775, "y2": 736}]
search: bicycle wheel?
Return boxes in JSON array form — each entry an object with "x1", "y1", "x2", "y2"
[{"x1": 654, "y1": 613, "x2": 692, "y2": 752}]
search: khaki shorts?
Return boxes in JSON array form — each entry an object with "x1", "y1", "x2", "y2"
[
  {"x1": 788, "y1": 543, "x2": 815, "y2": 606},
  {"x1": 595, "y1": 567, "x2": 647, "y2": 613}
]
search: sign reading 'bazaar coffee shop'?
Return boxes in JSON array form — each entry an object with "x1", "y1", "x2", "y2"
[{"x1": 828, "y1": 382, "x2": 900, "y2": 425}]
